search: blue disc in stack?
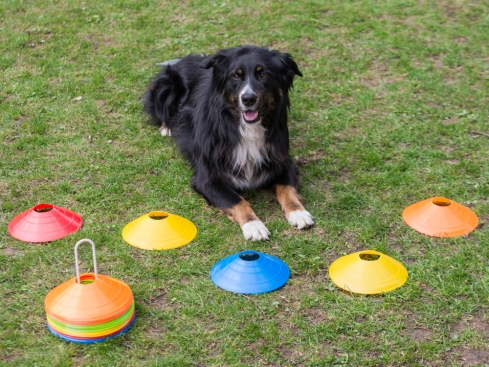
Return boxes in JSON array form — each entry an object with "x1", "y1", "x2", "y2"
[{"x1": 210, "y1": 250, "x2": 290, "y2": 294}]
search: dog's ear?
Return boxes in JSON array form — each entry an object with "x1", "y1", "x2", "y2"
[
  {"x1": 272, "y1": 52, "x2": 303, "y2": 91},
  {"x1": 199, "y1": 50, "x2": 231, "y2": 89},
  {"x1": 199, "y1": 51, "x2": 229, "y2": 70}
]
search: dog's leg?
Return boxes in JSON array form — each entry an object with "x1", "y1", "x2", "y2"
[
  {"x1": 275, "y1": 184, "x2": 314, "y2": 229},
  {"x1": 193, "y1": 178, "x2": 270, "y2": 241},
  {"x1": 158, "y1": 122, "x2": 171, "y2": 136},
  {"x1": 223, "y1": 198, "x2": 270, "y2": 241}
]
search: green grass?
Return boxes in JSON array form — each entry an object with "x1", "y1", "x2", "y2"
[{"x1": 1, "y1": 0, "x2": 489, "y2": 365}]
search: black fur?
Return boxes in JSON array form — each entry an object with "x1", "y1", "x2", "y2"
[{"x1": 143, "y1": 46, "x2": 302, "y2": 212}]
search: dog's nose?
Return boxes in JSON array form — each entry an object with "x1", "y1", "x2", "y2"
[{"x1": 241, "y1": 92, "x2": 257, "y2": 107}]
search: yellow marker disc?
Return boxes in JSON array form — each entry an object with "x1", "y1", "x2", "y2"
[
  {"x1": 329, "y1": 250, "x2": 408, "y2": 295},
  {"x1": 122, "y1": 211, "x2": 197, "y2": 250}
]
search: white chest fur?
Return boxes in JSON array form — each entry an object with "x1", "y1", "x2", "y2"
[{"x1": 230, "y1": 119, "x2": 268, "y2": 189}]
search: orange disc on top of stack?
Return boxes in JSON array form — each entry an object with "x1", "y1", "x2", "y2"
[
  {"x1": 402, "y1": 197, "x2": 478, "y2": 237},
  {"x1": 45, "y1": 273, "x2": 134, "y2": 325}
]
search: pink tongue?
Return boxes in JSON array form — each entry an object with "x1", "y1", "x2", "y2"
[{"x1": 244, "y1": 111, "x2": 258, "y2": 121}]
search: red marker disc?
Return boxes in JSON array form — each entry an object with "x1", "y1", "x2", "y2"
[{"x1": 8, "y1": 204, "x2": 83, "y2": 243}]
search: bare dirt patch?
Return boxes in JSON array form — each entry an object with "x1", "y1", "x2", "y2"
[
  {"x1": 2, "y1": 248, "x2": 24, "y2": 256},
  {"x1": 458, "y1": 349, "x2": 489, "y2": 366},
  {"x1": 450, "y1": 314, "x2": 489, "y2": 339},
  {"x1": 410, "y1": 328, "x2": 433, "y2": 342},
  {"x1": 442, "y1": 116, "x2": 459, "y2": 125},
  {"x1": 277, "y1": 344, "x2": 305, "y2": 365},
  {"x1": 339, "y1": 230, "x2": 360, "y2": 249},
  {"x1": 295, "y1": 150, "x2": 327, "y2": 166},
  {"x1": 403, "y1": 318, "x2": 433, "y2": 342},
  {"x1": 360, "y1": 59, "x2": 407, "y2": 89},
  {"x1": 302, "y1": 307, "x2": 326, "y2": 324},
  {"x1": 149, "y1": 291, "x2": 172, "y2": 311},
  {"x1": 147, "y1": 322, "x2": 166, "y2": 336}
]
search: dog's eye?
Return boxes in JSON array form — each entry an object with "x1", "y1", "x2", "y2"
[
  {"x1": 261, "y1": 73, "x2": 268, "y2": 80},
  {"x1": 231, "y1": 73, "x2": 239, "y2": 80}
]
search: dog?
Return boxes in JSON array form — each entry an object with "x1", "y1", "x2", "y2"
[{"x1": 143, "y1": 46, "x2": 314, "y2": 241}]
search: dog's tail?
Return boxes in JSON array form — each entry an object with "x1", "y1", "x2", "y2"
[
  {"x1": 142, "y1": 64, "x2": 187, "y2": 126},
  {"x1": 156, "y1": 59, "x2": 181, "y2": 67}
]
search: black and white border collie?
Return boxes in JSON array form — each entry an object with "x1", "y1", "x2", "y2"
[{"x1": 143, "y1": 46, "x2": 314, "y2": 241}]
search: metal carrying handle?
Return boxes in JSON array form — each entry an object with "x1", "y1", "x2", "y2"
[{"x1": 74, "y1": 239, "x2": 98, "y2": 283}]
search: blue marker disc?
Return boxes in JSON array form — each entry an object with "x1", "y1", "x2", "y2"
[{"x1": 210, "y1": 250, "x2": 290, "y2": 294}]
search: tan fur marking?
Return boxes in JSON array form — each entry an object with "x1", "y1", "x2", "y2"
[
  {"x1": 275, "y1": 185, "x2": 305, "y2": 218},
  {"x1": 256, "y1": 65, "x2": 263, "y2": 72},
  {"x1": 224, "y1": 198, "x2": 259, "y2": 226},
  {"x1": 237, "y1": 69, "x2": 243, "y2": 75}
]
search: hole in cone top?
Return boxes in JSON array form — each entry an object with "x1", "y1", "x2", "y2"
[
  {"x1": 149, "y1": 212, "x2": 169, "y2": 220},
  {"x1": 239, "y1": 252, "x2": 260, "y2": 261},
  {"x1": 359, "y1": 253, "x2": 380, "y2": 261},
  {"x1": 78, "y1": 274, "x2": 95, "y2": 284},
  {"x1": 34, "y1": 204, "x2": 54, "y2": 213},
  {"x1": 432, "y1": 198, "x2": 451, "y2": 207}
]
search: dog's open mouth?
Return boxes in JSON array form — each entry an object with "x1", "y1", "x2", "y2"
[{"x1": 243, "y1": 110, "x2": 259, "y2": 123}]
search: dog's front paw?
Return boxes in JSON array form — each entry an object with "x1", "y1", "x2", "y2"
[
  {"x1": 241, "y1": 220, "x2": 270, "y2": 241},
  {"x1": 158, "y1": 123, "x2": 171, "y2": 136},
  {"x1": 288, "y1": 210, "x2": 314, "y2": 229}
]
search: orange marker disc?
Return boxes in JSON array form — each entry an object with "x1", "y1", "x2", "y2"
[
  {"x1": 402, "y1": 197, "x2": 478, "y2": 237},
  {"x1": 44, "y1": 273, "x2": 134, "y2": 325}
]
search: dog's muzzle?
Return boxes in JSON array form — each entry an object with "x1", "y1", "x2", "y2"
[{"x1": 240, "y1": 91, "x2": 260, "y2": 123}]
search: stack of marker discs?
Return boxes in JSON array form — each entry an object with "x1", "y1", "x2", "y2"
[{"x1": 44, "y1": 240, "x2": 135, "y2": 343}]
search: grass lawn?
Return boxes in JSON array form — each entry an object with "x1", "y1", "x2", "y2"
[{"x1": 1, "y1": 0, "x2": 489, "y2": 366}]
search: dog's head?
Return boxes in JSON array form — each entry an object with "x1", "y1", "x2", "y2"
[{"x1": 200, "y1": 46, "x2": 302, "y2": 124}]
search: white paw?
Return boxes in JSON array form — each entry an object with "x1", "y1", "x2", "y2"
[
  {"x1": 241, "y1": 220, "x2": 270, "y2": 241},
  {"x1": 158, "y1": 124, "x2": 171, "y2": 136},
  {"x1": 288, "y1": 210, "x2": 314, "y2": 229}
]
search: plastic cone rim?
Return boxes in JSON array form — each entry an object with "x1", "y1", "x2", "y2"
[
  {"x1": 329, "y1": 250, "x2": 408, "y2": 295},
  {"x1": 402, "y1": 197, "x2": 478, "y2": 237},
  {"x1": 210, "y1": 250, "x2": 290, "y2": 294},
  {"x1": 122, "y1": 211, "x2": 197, "y2": 250},
  {"x1": 44, "y1": 273, "x2": 134, "y2": 325},
  {"x1": 8, "y1": 203, "x2": 83, "y2": 243}
]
